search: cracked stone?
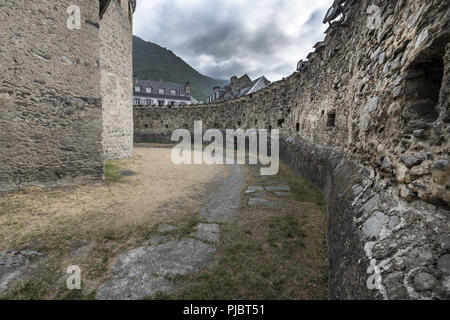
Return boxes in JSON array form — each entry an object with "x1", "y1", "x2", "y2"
[{"x1": 359, "y1": 194, "x2": 381, "y2": 217}]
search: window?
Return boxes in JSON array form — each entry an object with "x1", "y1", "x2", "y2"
[
  {"x1": 159, "y1": 88, "x2": 165, "y2": 94},
  {"x1": 170, "y1": 101, "x2": 175, "y2": 106},
  {"x1": 146, "y1": 87, "x2": 152, "y2": 93},
  {"x1": 278, "y1": 119, "x2": 285, "y2": 127},
  {"x1": 158, "y1": 100, "x2": 165, "y2": 106},
  {"x1": 170, "y1": 89, "x2": 177, "y2": 95},
  {"x1": 134, "y1": 86, "x2": 141, "y2": 92},
  {"x1": 296, "y1": 123, "x2": 300, "y2": 132},
  {"x1": 146, "y1": 99, "x2": 151, "y2": 106},
  {"x1": 180, "y1": 91, "x2": 185, "y2": 96},
  {"x1": 402, "y1": 37, "x2": 445, "y2": 129},
  {"x1": 327, "y1": 112, "x2": 336, "y2": 128}
]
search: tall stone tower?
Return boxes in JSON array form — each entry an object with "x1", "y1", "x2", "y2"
[
  {"x1": 0, "y1": 0, "x2": 136, "y2": 191},
  {"x1": 100, "y1": 0, "x2": 136, "y2": 160}
]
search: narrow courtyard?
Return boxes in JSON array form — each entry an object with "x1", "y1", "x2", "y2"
[{"x1": 0, "y1": 145, "x2": 327, "y2": 300}]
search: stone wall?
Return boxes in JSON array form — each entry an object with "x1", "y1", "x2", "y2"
[
  {"x1": 134, "y1": 0, "x2": 450, "y2": 299},
  {"x1": 100, "y1": 0, "x2": 134, "y2": 160},
  {"x1": 0, "y1": 0, "x2": 103, "y2": 191}
]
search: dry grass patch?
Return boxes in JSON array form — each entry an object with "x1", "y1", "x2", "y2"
[
  {"x1": 150, "y1": 162, "x2": 328, "y2": 300},
  {"x1": 0, "y1": 147, "x2": 226, "y2": 300}
]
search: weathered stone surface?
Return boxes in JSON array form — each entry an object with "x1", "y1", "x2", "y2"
[
  {"x1": 274, "y1": 191, "x2": 291, "y2": 197},
  {"x1": 195, "y1": 224, "x2": 219, "y2": 244},
  {"x1": 131, "y1": 0, "x2": 450, "y2": 300},
  {"x1": 97, "y1": 275, "x2": 173, "y2": 300},
  {"x1": 97, "y1": 239, "x2": 216, "y2": 300},
  {"x1": 248, "y1": 198, "x2": 279, "y2": 207},
  {"x1": 252, "y1": 192, "x2": 266, "y2": 197},
  {"x1": 247, "y1": 186, "x2": 264, "y2": 191},
  {"x1": 437, "y1": 255, "x2": 450, "y2": 275},
  {"x1": 100, "y1": 0, "x2": 134, "y2": 160},
  {"x1": 158, "y1": 224, "x2": 178, "y2": 233},
  {"x1": 400, "y1": 154, "x2": 425, "y2": 169},
  {"x1": 414, "y1": 272, "x2": 437, "y2": 291},
  {"x1": 1, "y1": 0, "x2": 136, "y2": 191},
  {"x1": 201, "y1": 165, "x2": 242, "y2": 223},
  {"x1": 265, "y1": 186, "x2": 291, "y2": 192},
  {"x1": 0, "y1": 251, "x2": 42, "y2": 294},
  {"x1": 431, "y1": 159, "x2": 450, "y2": 186},
  {"x1": 0, "y1": 0, "x2": 107, "y2": 191},
  {"x1": 362, "y1": 212, "x2": 389, "y2": 240}
]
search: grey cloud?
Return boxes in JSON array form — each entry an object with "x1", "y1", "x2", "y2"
[{"x1": 134, "y1": 1, "x2": 329, "y2": 80}]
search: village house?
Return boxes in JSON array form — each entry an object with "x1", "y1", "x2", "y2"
[
  {"x1": 207, "y1": 74, "x2": 271, "y2": 103},
  {"x1": 133, "y1": 79, "x2": 198, "y2": 107}
]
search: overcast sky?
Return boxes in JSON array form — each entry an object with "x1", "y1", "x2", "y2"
[{"x1": 133, "y1": 0, "x2": 330, "y2": 81}]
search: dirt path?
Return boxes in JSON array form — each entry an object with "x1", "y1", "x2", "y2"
[
  {"x1": 96, "y1": 163, "x2": 243, "y2": 300},
  {"x1": 0, "y1": 146, "x2": 328, "y2": 300},
  {"x1": 0, "y1": 146, "x2": 227, "y2": 299}
]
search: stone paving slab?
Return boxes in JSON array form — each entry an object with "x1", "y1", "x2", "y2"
[
  {"x1": 201, "y1": 165, "x2": 243, "y2": 223},
  {"x1": 96, "y1": 239, "x2": 216, "y2": 300},
  {"x1": 195, "y1": 224, "x2": 219, "y2": 244},
  {"x1": 248, "y1": 198, "x2": 279, "y2": 207},
  {"x1": 247, "y1": 186, "x2": 264, "y2": 191},
  {"x1": 265, "y1": 186, "x2": 291, "y2": 191},
  {"x1": 274, "y1": 191, "x2": 291, "y2": 197},
  {"x1": 267, "y1": 180, "x2": 289, "y2": 185},
  {"x1": 252, "y1": 192, "x2": 266, "y2": 197},
  {"x1": 96, "y1": 275, "x2": 173, "y2": 300},
  {"x1": 0, "y1": 251, "x2": 42, "y2": 295}
]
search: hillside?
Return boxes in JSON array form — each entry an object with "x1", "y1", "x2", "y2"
[{"x1": 132, "y1": 36, "x2": 226, "y2": 102}]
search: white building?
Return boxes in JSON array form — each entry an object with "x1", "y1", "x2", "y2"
[{"x1": 133, "y1": 79, "x2": 197, "y2": 107}]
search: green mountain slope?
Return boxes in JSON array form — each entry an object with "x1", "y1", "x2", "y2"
[{"x1": 132, "y1": 35, "x2": 226, "y2": 102}]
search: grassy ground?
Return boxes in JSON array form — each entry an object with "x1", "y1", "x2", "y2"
[
  {"x1": 0, "y1": 147, "x2": 225, "y2": 300},
  {"x1": 149, "y1": 162, "x2": 329, "y2": 300},
  {"x1": 0, "y1": 147, "x2": 327, "y2": 300}
]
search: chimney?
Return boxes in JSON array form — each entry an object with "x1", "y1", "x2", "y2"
[
  {"x1": 213, "y1": 87, "x2": 220, "y2": 100},
  {"x1": 230, "y1": 76, "x2": 239, "y2": 92},
  {"x1": 185, "y1": 82, "x2": 191, "y2": 95}
]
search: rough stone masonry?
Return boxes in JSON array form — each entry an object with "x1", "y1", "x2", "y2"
[
  {"x1": 134, "y1": 0, "x2": 450, "y2": 299},
  {"x1": 0, "y1": 0, "x2": 136, "y2": 191}
]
